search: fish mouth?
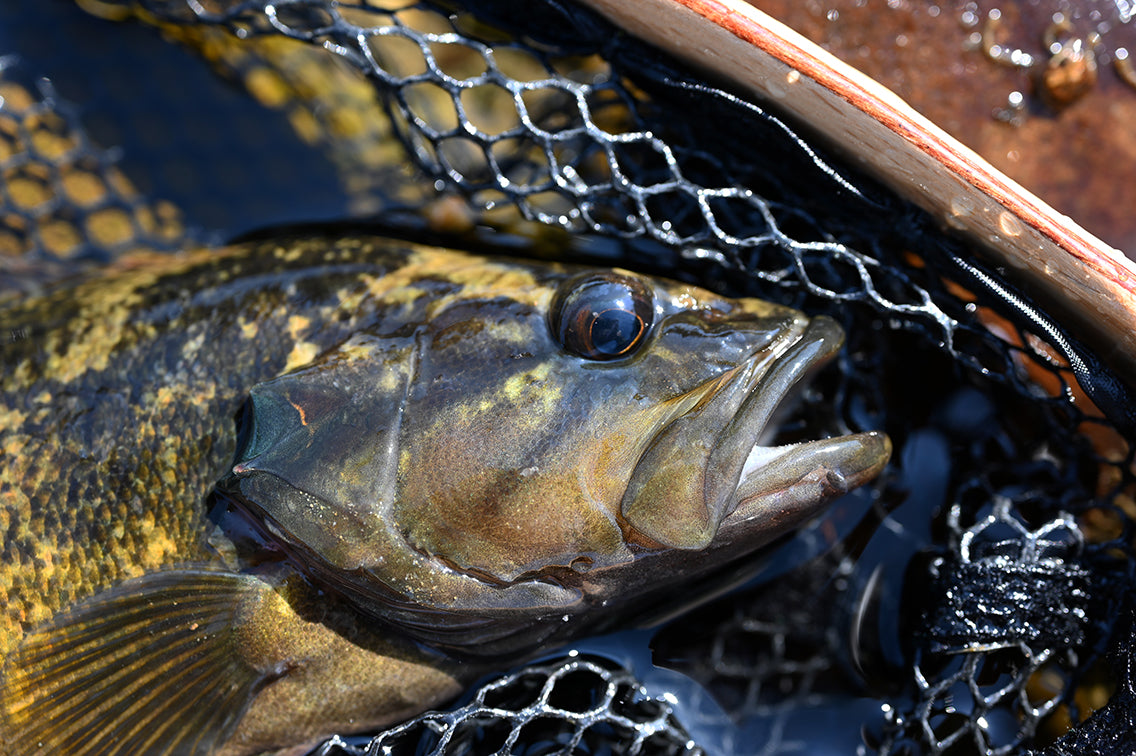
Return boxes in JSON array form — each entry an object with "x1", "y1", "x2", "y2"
[{"x1": 621, "y1": 315, "x2": 891, "y2": 550}]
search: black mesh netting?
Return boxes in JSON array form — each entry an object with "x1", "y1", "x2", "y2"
[
  {"x1": 0, "y1": 62, "x2": 187, "y2": 300},
  {"x1": 3, "y1": 1, "x2": 1136, "y2": 754},
  {"x1": 311, "y1": 654, "x2": 703, "y2": 756}
]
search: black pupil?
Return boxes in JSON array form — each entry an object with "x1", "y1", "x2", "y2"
[
  {"x1": 552, "y1": 274, "x2": 653, "y2": 361},
  {"x1": 590, "y1": 308, "x2": 641, "y2": 356}
]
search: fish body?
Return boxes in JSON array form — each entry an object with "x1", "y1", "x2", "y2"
[
  {"x1": 0, "y1": 235, "x2": 431, "y2": 657},
  {"x1": 0, "y1": 233, "x2": 889, "y2": 754}
]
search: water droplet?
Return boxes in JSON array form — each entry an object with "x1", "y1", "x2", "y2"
[
  {"x1": 997, "y1": 211, "x2": 1023, "y2": 238},
  {"x1": 947, "y1": 195, "x2": 975, "y2": 228}
]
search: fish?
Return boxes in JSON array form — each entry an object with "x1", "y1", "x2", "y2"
[{"x1": 0, "y1": 232, "x2": 890, "y2": 755}]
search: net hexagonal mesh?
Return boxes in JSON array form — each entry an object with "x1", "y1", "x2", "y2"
[
  {"x1": 0, "y1": 66, "x2": 187, "y2": 301},
  {"x1": 311, "y1": 654, "x2": 704, "y2": 756},
  {"x1": 2, "y1": 1, "x2": 1134, "y2": 755}
]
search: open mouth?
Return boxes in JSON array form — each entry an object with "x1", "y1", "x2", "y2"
[
  {"x1": 621, "y1": 315, "x2": 891, "y2": 549},
  {"x1": 722, "y1": 316, "x2": 891, "y2": 531}
]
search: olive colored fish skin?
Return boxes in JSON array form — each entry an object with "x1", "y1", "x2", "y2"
[
  {"x1": 0, "y1": 235, "x2": 486, "y2": 754},
  {"x1": 0, "y1": 235, "x2": 425, "y2": 659},
  {"x1": 0, "y1": 234, "x2": 890, "y2": 755},
  {"x1": 223, "y1": 251, "x2": 891, "y2": 660}
]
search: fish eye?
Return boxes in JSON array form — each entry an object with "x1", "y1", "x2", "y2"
[{"x1": 550, "y1": 273, "x2": 654, "y2": 360}]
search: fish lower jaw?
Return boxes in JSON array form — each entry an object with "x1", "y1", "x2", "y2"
[
  {"x1": 739, "y1": 441, "x2": 805, "y2": 480},
  {"x1": 729, "y1": 431, "x2": 892, "y2": 523}
]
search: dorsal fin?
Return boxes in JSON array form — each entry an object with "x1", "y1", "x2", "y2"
[{"x1": 0, "y1": 570, "x2": 277, "y2": 756}]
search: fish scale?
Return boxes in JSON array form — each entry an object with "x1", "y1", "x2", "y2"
[
  {"x1": 0, "y1": 233, "x2": 888, "y2": 754},
  {"x1": 0, "y1": 235, "x2": 418, "y2": 658}
]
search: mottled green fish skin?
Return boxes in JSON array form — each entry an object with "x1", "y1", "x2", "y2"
[
  {"x1": 0, "y1": 235, "x2": 460, "y2": 660},
  {"x1": 0, "y1": 233, "x2": 890, "y2": 755},
  {"x1": 0, "y1": 235, "x2": 529, "y2": 754}
]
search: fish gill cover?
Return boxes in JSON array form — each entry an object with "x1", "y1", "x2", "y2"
[{"x1": 0, "y1": 1, "x2": 1134, "y2": 754}]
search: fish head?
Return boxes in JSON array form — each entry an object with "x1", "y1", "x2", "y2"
[{"x1": 225, "y1": 254, "x2": 890, "y2": 655}]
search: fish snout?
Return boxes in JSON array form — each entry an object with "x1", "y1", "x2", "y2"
[{"x1": 619, "y1": 314, "x2": 887, "y2": 550}]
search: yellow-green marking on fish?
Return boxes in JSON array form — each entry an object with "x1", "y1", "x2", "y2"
[{"x1": 0, "y1": 233, "x2": 889, "y2": 755}]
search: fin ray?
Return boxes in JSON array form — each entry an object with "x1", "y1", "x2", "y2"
[
  {"x1": 15, "y1": 627, "x2": 227, "y2": 741},
  {"x1": 17, "y1": 626, "x2": 216, "y2": 722},
  {"x1": 69, "y1": 644, "x2": 223, "y2": 755},
  {"x1": 105, "y1": 656, "x2": 244, "y2": 756},
  {"x1": 1, "y1": 570, "x2": 274, "y2": 756}
]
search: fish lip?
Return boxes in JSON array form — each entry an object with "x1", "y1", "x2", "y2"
[
  {"x1": 714, "y1": 313, "x2": 893, "y2": 538},
  {"x1": 619, "y1": 314, "x2": 841, "y2": 549},
  {"x1": 705, "y1": 315, "x2": 846, "y2": 522}
]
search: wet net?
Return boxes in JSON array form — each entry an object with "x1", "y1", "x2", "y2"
[
  {"x1": 311, "y1": 653, "x2": 704, "y2": 756},
  {"x1": 0, "y1": 63, "x2": 187, "y2": 301},
  {"x1": 2, "y1": 1, "x2": 1135, "y2": 754}
]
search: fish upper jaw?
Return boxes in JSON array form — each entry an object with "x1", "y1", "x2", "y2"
[
  {"x1": 620, "y1": 315, "x2": 891, "y2": 550},
  {"x1": 723, "y1": 314, "x2": 891, "y2": 530}
]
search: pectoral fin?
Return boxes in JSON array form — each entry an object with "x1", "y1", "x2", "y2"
[{"x1": 0, "y1": 570, "x2": 279, "y2": 756}]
